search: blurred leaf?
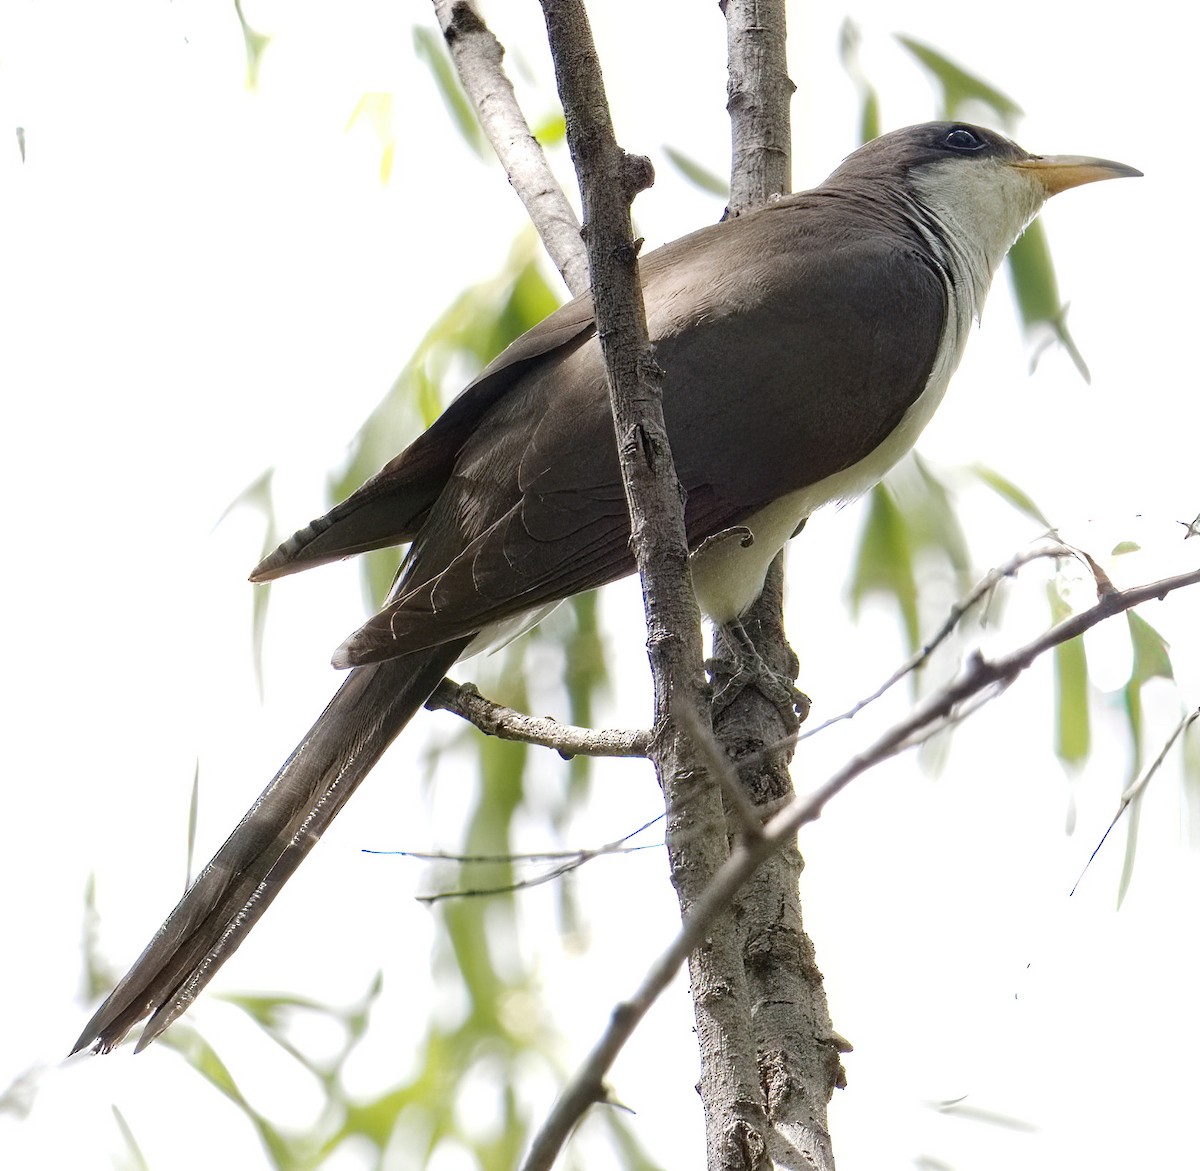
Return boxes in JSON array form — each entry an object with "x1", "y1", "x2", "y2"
[
  {"x1": 0, "y1": 1066, "x2": 38, "y2": 1122},
  {"x1": 1112, "y1": 540, "x2": 1141, "y2": 556},
  {"x1": 849, "y1": 481, "x2": 919, "y2": 649},
  {"x1": 163, "y1": 1028, "x2": 294, "y2": 1167},
  {"x1": 1113, "y1": 612, "x2": 1174, "y2": 900},
  {"x1": 79, "y1": 873, "x2": 118, "y2": 1002},
  {"x1": 1047, "y1": 583, "x2": 1090, "y2": 764},
  {"x1": 561, "y1": 591, "x2": 609, "y2": 798},
  {"x1": 346, "y1": 92, "x2": 397, "y2": 182},
  {"x1": 661, "y1": 145, "x2": 729, "y2": 197},
  {"x1": 533, "y1": 112, "x2": 567, "y2": 144},
  {"x1": 598, "y1": 1111, "x2": 669, "y2": 1171},
  {"x1": 222, "y1": 990, "x2": 338, "y2": 1030},
  {"x1": 234, "y1": 0, "x2": 271, "y2": 90},
  {"x1": 895, "y1": 36, "x2": 1086, "y2": 377},
  {"x1": 217, "y1": 468, "x2": 278, "y2": 699},
  {"x1": 1007, "y1": 224, "x2": 1089, "y2": 381},
  {"x1": 1116, "y1": 778, "x2": 1145, "y2": 906},
  {"x1": 900, "y1": 454, "x2": 972, "y2": 579},
  {"x1": 185, "y1": 761, "x2": 199, "y2": 889},
  {"x1": 329, "y1": 233, "x2": 561, "y2": 609},
  {"x1": 111, "y1": 1106, "x2": 150, "y2": 1171},
  {"x1": 895, "y1": 36, "x2": 1023, "y2": 126},
  {"x1": 850, "y1": 457, "x2": 980, "y2": 656},
  {"x1": 414, "y1": 25, "x2": 487, "y2": 158},
  {"x1": 1126, "y1": 610, "x2": 1173, "y2": 691},
  {"x1": 839, "y1": 19, "x2": 881, "y2": 144},
  {"x1": 970, "y1": 463, "x2": 1052, "y2": 528},
  {"x1": 1185, "y1": 717, "x2": 1200, "y2": 846}
]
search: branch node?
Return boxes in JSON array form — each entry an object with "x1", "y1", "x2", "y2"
[
  {"x1": 445, "y1": 1, "x2": 487, "y2": 41},
  {"x1": 620, "y1": 150, "x2": 656, "y2": 198}
]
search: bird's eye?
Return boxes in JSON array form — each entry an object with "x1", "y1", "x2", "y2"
[{"x1": 942, "y1": 126, "x2": 986, "y2": 152}]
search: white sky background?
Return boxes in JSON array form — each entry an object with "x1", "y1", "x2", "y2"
[{"x1": 2, "y1": 2, "x2": 1198, "y2": 1169}]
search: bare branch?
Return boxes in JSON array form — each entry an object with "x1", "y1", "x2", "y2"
[
  {"x1": 799, "y1": 540, "x2": 1076, "y2": 741},
  {"x1": 717, "y1": 8, "x2": 843, "y2": 1169},
  {"x1": 723, "y1": 0, "x2": 794, "y2": 213},
  {"x1": 525, "y1": 2, "x2": 769, "y2": 1168},
  {"x1": 399, "y1": 815, "x2": 664, "y2": 903},
  {"x1": 1072, "y1": 706, "x2": 1200, "y2": 895},
  {"x1": 526, "y1": 563, "x2": 1200, "y2": 1169},
  {"x1": 431, "y1": 0, "x2": 588, "y2": 295},
  {"x1": 425, "y1": 678, "x2": 650, "y2": 757}
]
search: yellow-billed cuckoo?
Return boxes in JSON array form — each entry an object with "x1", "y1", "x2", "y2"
[{"x1": 74, "y1": 122, "x2": 1139, "y2": 1053}]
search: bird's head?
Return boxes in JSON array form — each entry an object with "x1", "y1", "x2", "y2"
[{"x1": 825, "y1": 121, "x2": 1141, "y2": 280}]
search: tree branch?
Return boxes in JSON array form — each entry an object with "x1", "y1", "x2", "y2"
[
  {"x1": 528, "y1": 3, "x2": 768, "y2": 1169},
  {"x1": 1072, "y1": 705, "x2": 1200, "y2": 896},
  {"x1": 425, "y1": 677, "x2": 650, "y2": 757},
  {"x1": 799, "y1": 540, "x2": 1076, "y2": 741},
  {"x1": 521, "y1": 563, "x2": 1200, "y2": 1168},
  {"x1": 713, "y1": 6, "x2": 845, "y2": 1169},
  {"x1": 723, "y1": 0, "x2": 794, "y2": 213},
  {"x1": 431, "y1": 0, "x2": 589, "y2": 295}
]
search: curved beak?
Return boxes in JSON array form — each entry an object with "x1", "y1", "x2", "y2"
[{"x1": 1012, "y1": 154, "x2": 1143, "y2": 196}]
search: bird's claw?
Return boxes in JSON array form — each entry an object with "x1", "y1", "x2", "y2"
[{"x1": 707, "y1": 628, "x2": 810, "y2": 729}]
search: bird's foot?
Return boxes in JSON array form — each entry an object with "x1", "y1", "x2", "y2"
[{"x1": 708, "y1": 622, "x2": 810, "y2": 729}]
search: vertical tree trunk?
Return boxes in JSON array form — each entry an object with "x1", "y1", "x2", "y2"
[{"x1": 718, "y1": 4, "x2": 844, "y2": 1168}]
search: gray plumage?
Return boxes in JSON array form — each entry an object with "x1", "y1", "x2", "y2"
[{"x1": 73, "y1": 122, "x2": 1138, "y2": 1054}]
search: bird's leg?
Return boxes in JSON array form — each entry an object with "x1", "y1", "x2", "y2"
[{"x1": 708, "y1": 618, "x2": 811, "y2": 729}]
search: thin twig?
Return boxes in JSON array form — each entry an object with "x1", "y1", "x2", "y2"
[
  {"x1": 373, "y1": 813, "x2": 663, "y2": 866},
  {"x1": 431, "y1": 0, "x2": 588, "y2": 295},
  {"x1": 1071, "y1": 706, "x2": 1200, "y2": 895},
  {"x1": 406, "y1": 816, "x2": 665, "y2": 903},
  {"x1": 799, "y1": 541, "x2": 1074, "y2": 741},
  {"x1": 521, "y1": 563, "x2": 1200, "y2": 1167},
  {"x1": 525, "y1": 3, "x2": 769, "y2": 1168},
  {"x1": 426, "y1": 678, "x2": 651, "y2": 757}
]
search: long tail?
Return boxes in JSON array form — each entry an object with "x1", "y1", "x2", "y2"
[{"x1": 73, "y1": 640, "x2": 468, "y2": 1054}]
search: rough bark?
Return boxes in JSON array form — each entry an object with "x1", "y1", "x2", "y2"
[
  {"x1": 717, "y1": 4, "x2": 842, "y2": 1168},
  {"x1": 537, "y1": 3, "x2": 769, "y2": 1168},
  {"x1": 433, "y1": 0, "x2": 589, "y2": 294}
]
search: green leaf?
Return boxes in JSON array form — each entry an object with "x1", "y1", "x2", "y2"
[
  {"x1": 78, "y1": 874, "x2": 121, "y2": 1002},
  {"x1": 838, "y1": 19, "x2": 881, "y2": 144},
  {"x1": 849, "y1": 458, "x2": 983, "y2": 656},
  {"x1": 1047, "y1": 582, "x2": 1090, "y2": 764},
  {"x1": 1127, "y1": 610, "x2": 1173, "y2": 689},
  {"x1": 413, "y1": 25, "x2": 487, "y2": 158},
  {"x1": 111, "y1": 1106, "x2": 150, "y2": 1171},
  {"x1": 345, "y1": 92, "x2": 397, "y2": 183},
  {"x1": 234, "y1": 0, "x2": 271, "y2": 90},
  {"x1": 1120, "y1": 615, "x2": 1174, "y2": 896},
  {"x1": 1185, "y1": 717, "x2": 1200, "y2": 847},
  {"x1": 1116, "y1": 788, "x2": 1144, "y2": 908},
  {"x1": 661, "y1": 145, "x2": 729, "y2": 197},
  {"x1": 849, "y1": 482, "x2": 919, "y2": 649},
  {"x1": 894, "y1": 36, "x2": 1023, "y2": 125},
  {"x1": 185, "y1": 762, "x2": 199, "y2": 889},
  {"x1": 903, "y1": 453, "x2": 972, "y2": 579},
  {"x1": 327, "y1": 234, "x2": 561, "y2": 609},
  {"x1": 217, "y1": 468, "x2": 278, "y2": 699},
  {"x1": 894, "y1": 37, "x2": 1086, "y2": 377},
  {"x1": 971, "y1": 463, "x2": 1052, "y2": 528},
  {"x1": 532, "y1": 112, "x2": 567, "y2": 144},
  {"x1": 1007, "y1": 223, "x2": 1089, "y2": 381}
]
